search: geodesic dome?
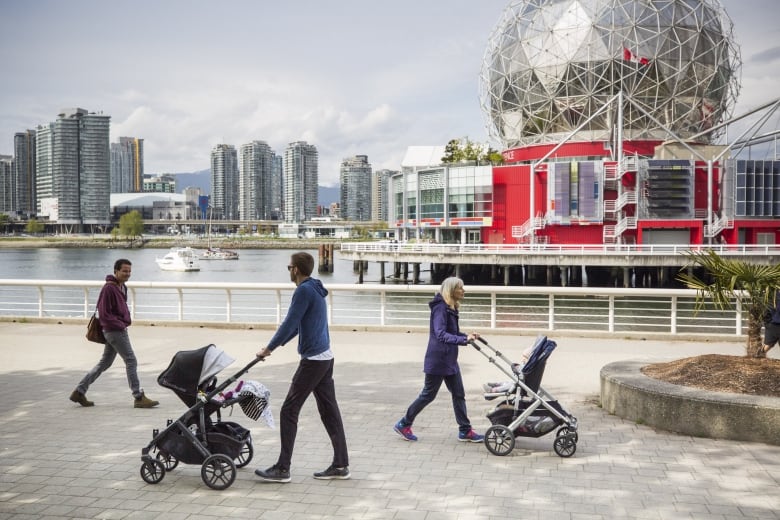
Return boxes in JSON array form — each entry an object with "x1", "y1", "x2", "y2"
[{"x1": 479, "y1": 0, "x2": 741, "y2": 149}]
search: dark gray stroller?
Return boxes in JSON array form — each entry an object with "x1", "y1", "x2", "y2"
[
  {"x1": 469, "y1": 336, "x2": 578, "y2": 457},
  {"x1": 140, "y1": 344, "x2": 266, "y2": 490}
]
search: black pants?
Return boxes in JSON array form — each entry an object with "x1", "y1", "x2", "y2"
[{"x1": 277, "y1": 358, "x2": 349, "y2": 470}]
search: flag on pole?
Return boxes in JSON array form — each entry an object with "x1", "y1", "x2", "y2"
[{"x1": 623, "y1": 47, "x2": 650, "y2": 66}]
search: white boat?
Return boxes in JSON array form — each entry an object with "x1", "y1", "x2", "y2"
[
  {"x1": 155, "y1": 247, "x2": 201, "y2": 272},
  {"x1": 201, "y1": 206, "x2": 239, "y2": 261},
  {"x1": 201, "y1": 247, "x2": 239, "y2": 260}
]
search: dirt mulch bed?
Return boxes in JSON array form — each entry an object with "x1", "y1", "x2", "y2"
[{"x1": 642, "y1": 354, "x2": 780, "y2": 398}]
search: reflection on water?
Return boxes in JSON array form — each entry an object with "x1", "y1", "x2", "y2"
[{"x1": 0, "y1": 247, "x2": 423, "y2": 284}]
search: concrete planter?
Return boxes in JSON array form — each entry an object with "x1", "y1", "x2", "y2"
[{"x1": 600, "y1": 360, "x2": 780, "y2": 445}]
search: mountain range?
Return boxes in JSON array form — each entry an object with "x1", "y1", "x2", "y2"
[{"x1": 170, "y1": 169, "x2": 340, "y2": 206}]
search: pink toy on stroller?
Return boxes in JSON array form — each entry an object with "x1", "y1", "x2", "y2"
[{"x1": 140, "y1": 344, "x2": 269, "y2": 490}]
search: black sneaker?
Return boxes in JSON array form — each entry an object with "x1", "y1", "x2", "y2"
[
  {"x1": 254, "y1": 464, "x2": 291, "y2": 483},
  {"x1": 313, "y1": 465, "x2": 350, "y2": 480}
]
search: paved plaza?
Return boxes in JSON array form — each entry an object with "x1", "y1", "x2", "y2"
[{"x1": 0, "y1": 321, "x2": 778, "y2": 519}]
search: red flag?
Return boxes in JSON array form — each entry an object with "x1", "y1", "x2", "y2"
[{"x1": 623, "y1": 47, "x2": 649, "y2": 66}]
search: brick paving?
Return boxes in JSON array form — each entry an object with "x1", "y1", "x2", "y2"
[{"x1": 0, "y1": 321, "x2": 778, "y2": 519}]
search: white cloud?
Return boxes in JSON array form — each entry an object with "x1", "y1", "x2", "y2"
[{"x1": 1, "y1": 0, "x2": 778, "y2": 183}]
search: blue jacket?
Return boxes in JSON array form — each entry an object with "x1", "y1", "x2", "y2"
[
  {"x1": 267, "y1": 277, "x2": 330, "y2": 358},
  {"x1": 767, "y1": 290, "x2": 780, "y2": 325},
  {"x1": 423, "y1": 293, "x2": 468, "y2": 375},
  {"x1": 97, "y1": 275, "x2": 131, "y2": 332}
]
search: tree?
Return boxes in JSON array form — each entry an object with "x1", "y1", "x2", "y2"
[
  {"x1": 0, "y1": 213, "x2": 9, "y2": 234},
  {"x1": 441, "y1": 139, "x2": 463, "y2": 163},
  {"x1": 442, "y1": 138, "x2": 503, "y2": 165},
  {"x1": 482, "y1": 147, "x2": 504, "y2": 165},
  {"x1": 118, "y1": 210, "x2": 144, "y2": 243},
  {"x1": 25, "y1": 218, "x2": 44, "y2": 235},
  {"x1": 677, "y1": 250, "x2": 780, "y2": 358}
]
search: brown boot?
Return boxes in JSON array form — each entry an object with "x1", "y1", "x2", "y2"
[
  {"x1": 69, "y1": 390, "x2": 94, "y2": 407},
  {"x1": 134, "y1": 393, "x2": 159, "y2": 408}
]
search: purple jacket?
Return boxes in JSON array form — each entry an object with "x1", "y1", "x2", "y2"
[
  {"x1": 97, "y1": 275, "x2": 131, "y2": 332},
  {"x1": 422, "y1": 293, "x2": 468, "y2": 376}
]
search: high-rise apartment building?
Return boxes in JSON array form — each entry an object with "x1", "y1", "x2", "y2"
[
  {"x1": 13, "y1": 130, "x2": 37, "y2": 217},
  {"x1": 283, "y1": 141, "x2": 318, "y2": 223},
  {"x1": 270, "y1": 154, "x2": 283, "y2": 220},
  {"x1": 0, "y1": 156, "x2": 13, "y2": 213},
  {"x1": 372, "y1": 168, "x2": 397, "y2": 222},
  {"x1": 35, "y1": 108, "x2": 111, "y2": 225},
  {"x1": 339, "y1": 155, "x2": 372, "y2": 221},
  {"x1": 110, "y1": 137, "x2": 144, "y2": 193},
  {"x1": 239, "y1": 140, "x2": 274, "y2": 220},
  {"x1": 210, "y1": 144, "x2": 239, "y2": 220}
]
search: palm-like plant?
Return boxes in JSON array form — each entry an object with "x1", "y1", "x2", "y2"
[{"x1": 677, "y1": 250, "x2": 780, "y2": 358}]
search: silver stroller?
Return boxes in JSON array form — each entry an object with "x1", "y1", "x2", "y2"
[{"x1": 469, "y1": 335, "x2": 579, "y2": 457}]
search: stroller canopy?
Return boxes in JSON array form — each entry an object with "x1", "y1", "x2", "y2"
[
  {"x1": 158, "y1": 344, "x2": 235, "y2": 397},
  {"x1": 523, "y1": 336, "x2": 557, "y2": 376}
]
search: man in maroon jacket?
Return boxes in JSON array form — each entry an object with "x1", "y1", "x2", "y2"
[{"x1": 70, "y1": 258, "x2": 159, "y2": 408}]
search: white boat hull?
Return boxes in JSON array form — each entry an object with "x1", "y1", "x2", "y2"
[
  {"x1": 156, "y1": 247, "x2": 201, "y2": 272},
  {"x1": 201, "y1": 248, "x2": 239, "y2": 260}
]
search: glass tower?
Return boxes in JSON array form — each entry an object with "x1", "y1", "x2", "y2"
[
  {"x1": 110, "y1": 137, "x2": 144, "y2": 193},
  {"x1": 339, "y1": 155, "x2": 372, "y2": 221},
  {"x1": 13, "y1": 130, "x2": 37, "y2": 217},
  {"x1": 210, "y1": 144, "x2": 239, "y2": 220},
  {"x1": 35, "y1": 108, "x2": 111, "y2": 226},
  {"x1": 239, "y1": 140, "x2": 274, "y2": 220},
  {"x1": 283, "y1": 141, "x2": 318, "y2": 223}
]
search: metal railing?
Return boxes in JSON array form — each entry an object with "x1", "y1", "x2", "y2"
[
  {"x1": 0, "y1": 279, "x2": 747, "y2": 337},
  {"x1": 341, "y1": 242, "x2": 780, "y2": 257}
]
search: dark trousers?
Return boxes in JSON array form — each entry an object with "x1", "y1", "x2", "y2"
[
  {"x1": 401, "y1": 372, "x2": 472, "y2": 433},
  {"x1": 277, "y1": 358, "x2": 349, "y2": 470}
]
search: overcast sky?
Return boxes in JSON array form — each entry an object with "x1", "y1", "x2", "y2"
[{"x1": 1, "y1": 0, "x2": 779, "y2": 187}]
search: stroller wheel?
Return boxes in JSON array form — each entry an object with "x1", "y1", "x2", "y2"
[
  {"x1": 140, "y1": 459, "x2": 165, "y2": 484},
  {"x1": 553, "y1": 433, "x2": 577, "y2": 458},
  {"x1": 156, "y1": 451, "x2": 179, "y2": 471},
  {"x1": 201, "y1": 454, "x2": 236, "y2": 490},
  {"x1": 484, "y1": 424, "x2": 515, "y2": 456},
  {"x1": 235, "y1": 438, "x2": 254, "y2": 468},
  {"x1": 556, "y1": 426, "x2": 579, "y2": 444}
]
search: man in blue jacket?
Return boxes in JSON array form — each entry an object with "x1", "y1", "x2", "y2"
[
  {"x1": 764, "y1": 289, "x2": 780, "y2": 354},
  {"x1": 254, "y1": 252, "x2": 349, "y2": 482}
]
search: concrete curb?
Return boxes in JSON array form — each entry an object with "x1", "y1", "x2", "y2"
[{"x1": 600, "y1": 360, "x2": 780, "y2": 445}]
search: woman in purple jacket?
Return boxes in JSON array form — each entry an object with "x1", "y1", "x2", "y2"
[{"x1": 394, "y1": 277, "x2": 484, "y2": 442}]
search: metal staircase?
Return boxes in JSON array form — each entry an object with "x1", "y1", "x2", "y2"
[
  {"x1": 512, "y1": 213, "x2": 546, "y2": 241},
  {"x1": 704, "y1": 215, "x2": 734, "y2": 238},
  {"x1": 603, "y1": 155, "x2": 639, "y2": 243}
]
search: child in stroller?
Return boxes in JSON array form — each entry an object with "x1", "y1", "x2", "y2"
[
  {"x1": 469, "y1": 335, "x2": 579, "y2": 457},
  {"x1": 139, "y1": 344, "x2": 270, "y2": 490}
]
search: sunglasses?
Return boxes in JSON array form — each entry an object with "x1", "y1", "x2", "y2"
[{"x1": 287, "y1": 265, "x2": 294, "y2": 271}]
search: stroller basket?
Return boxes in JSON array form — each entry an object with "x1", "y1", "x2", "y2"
[
  {"x1": 158, "y1": 421, "x2": 250, "y2": 465},
  {"x1": 487, "y1": 400, "x2": 566, "y2": 438}
]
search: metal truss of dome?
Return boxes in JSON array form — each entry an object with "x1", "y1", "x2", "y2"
[{"x1": 479, "y1": 0, "x2": 742, "y2": 149}]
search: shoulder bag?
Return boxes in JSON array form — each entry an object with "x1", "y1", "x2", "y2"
[
  {"x1": 86, "y1": 281, "x2": 113, "y2": 344},
  {"x1": 86, "y1": 312, "x2": 106, "y2": 344}
]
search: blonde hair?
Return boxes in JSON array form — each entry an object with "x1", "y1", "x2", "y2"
[{"x1": 439, "y1": 277, "x2": 464, "y2": 309}]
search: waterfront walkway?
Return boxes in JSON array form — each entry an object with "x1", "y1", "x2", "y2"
[{"x1": 1, "y1": 322, "x2": 778, "y2": 519}]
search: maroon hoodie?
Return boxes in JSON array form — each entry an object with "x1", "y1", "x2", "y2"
[{"x1": 97, "y1": 274, "x2": 131, "y2": 332}]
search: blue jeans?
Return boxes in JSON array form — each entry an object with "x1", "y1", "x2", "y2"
[
  {"x1": 401, "y1": 372, "x2": 472, "y2": 433},
  {"x1": 76, "y1": 329, "x2": 142, "y2": 399}
]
